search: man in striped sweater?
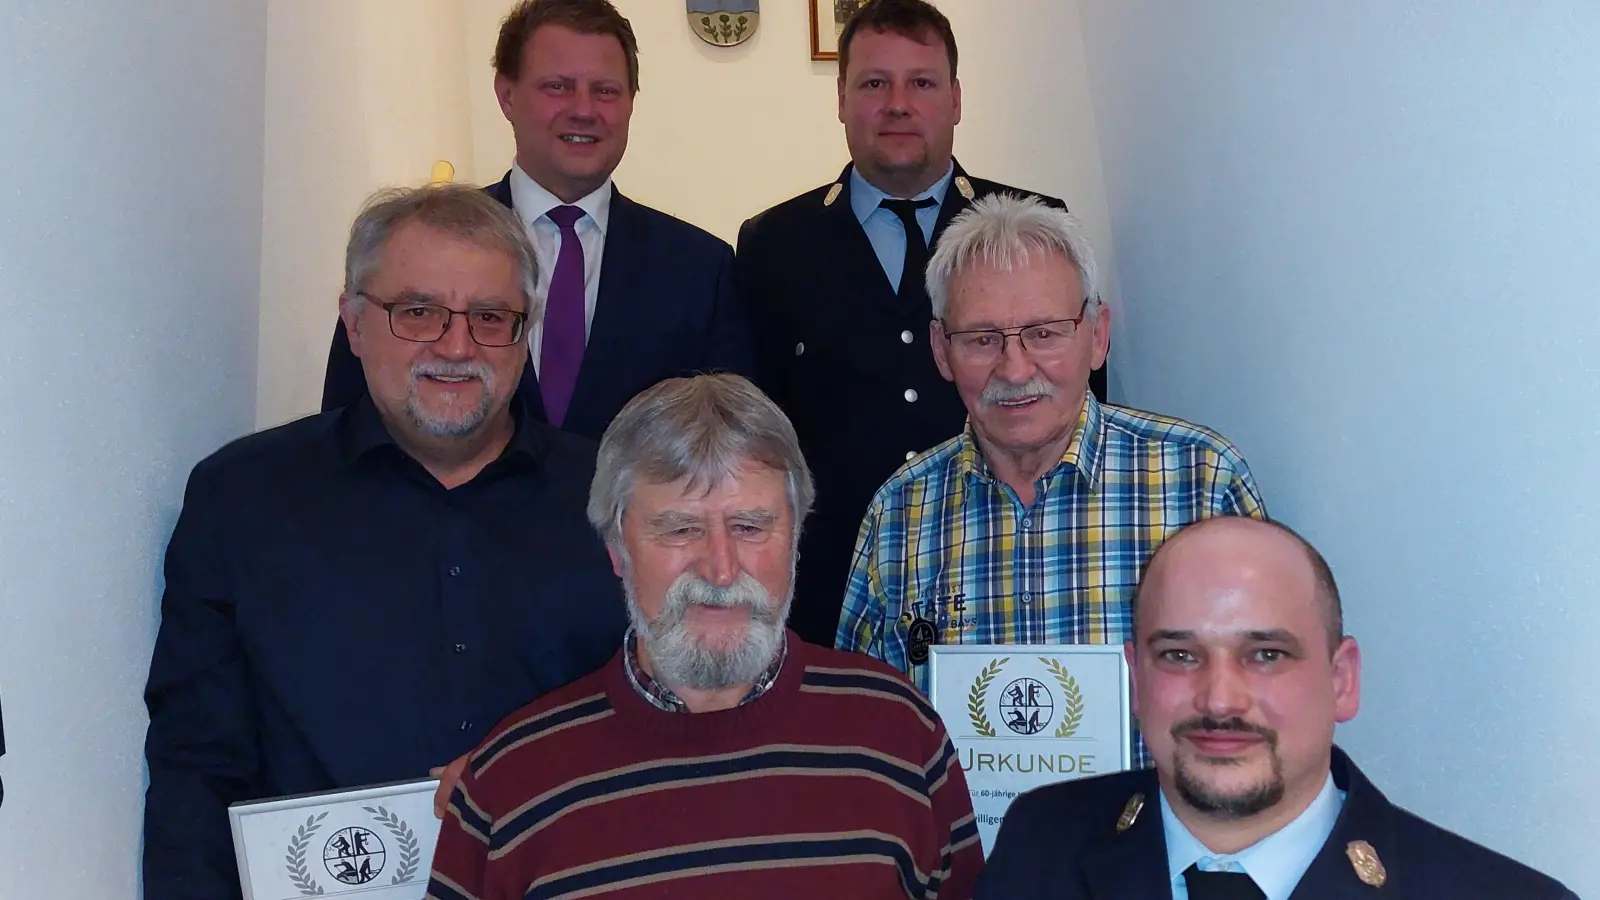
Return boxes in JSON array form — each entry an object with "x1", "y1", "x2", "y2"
[{"x1": 425, "y1": 373, "x2": 983, "y2": 900}]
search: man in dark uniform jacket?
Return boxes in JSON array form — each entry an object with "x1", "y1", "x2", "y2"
[
  {"x1": 321, "y1": 0, "x2": 752, "y2": 440},
  {"x1": 977, "y1": 516, "x2": 1575, "y2": 899},
  {"x1": 736, "y1": 0, "x2": 1106, "y2": 647}
]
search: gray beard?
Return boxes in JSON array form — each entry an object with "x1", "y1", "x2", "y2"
[
  {"x1": 406, "y1": 359, "x2": 496, "y2": 438},
  {"x1": 625, "y1": 567, "x2": 791, "y2": 693}
]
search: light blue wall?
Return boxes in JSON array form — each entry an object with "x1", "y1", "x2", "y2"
[
  {"x1": 1079, "y1": 0, "x2": 1600, "y2": 890},
  {"x1": 0, "y1": 2, "x2": 265, "y2": 895}
]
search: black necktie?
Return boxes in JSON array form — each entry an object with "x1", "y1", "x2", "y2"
[
  {"x1": 879, "y1": 196, "x2": 939, "y2": 300},
  {"x1": 1183, "y1": 863, "x2": 1265, "y2": 900}
]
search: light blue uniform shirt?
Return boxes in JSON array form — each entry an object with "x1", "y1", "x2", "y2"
[
  {"x1": 1162, "y1": 774, "x2": 1344, "y2": 900},
  {"x1": 848, "y1": 163, "x2": 954, "y2": 292}
]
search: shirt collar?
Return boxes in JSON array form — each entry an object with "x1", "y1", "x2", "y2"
[
  {"x1": 621, "y1": 626, "x2": 787, "y2": 713},
  {"x1": 848, "y1": 161, "x2": 955, "y2": 226},
  {"x1": 956, "y1": 389, "x2": 1106, "y2": 490},
  {"x1": 1161, "y1": 773, "x2": 1344, "y2": 900},
  {"x1": 509, "y1": 162, "x2": 613, "y2": 236},
  {"x1": 337, "y1": 388, "x2": 547, "y2": 471}
]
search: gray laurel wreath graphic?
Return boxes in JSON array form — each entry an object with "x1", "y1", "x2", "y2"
[
  {"x1": 284, "y1": 812, "x2": 328, "y2": 896},
  {"x1": 363, "y1": 804, "x2": 422, "y2": 884},
  {"x1": 1041, "y1": 658, "x2": 1085, "y2": 738},
  {"x1": 966, "y1": 657, "x2": 1008, "y2": 738}
]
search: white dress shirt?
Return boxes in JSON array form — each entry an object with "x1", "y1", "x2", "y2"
[
  {"x1": 507, "y1": 163, "x2": 612, "y2": 377},
  {"x1": 1162, "y1": 774, "x2": 1344, "y2": 900}
]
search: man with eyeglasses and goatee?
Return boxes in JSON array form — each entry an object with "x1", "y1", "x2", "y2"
[
  {"x1": 836, "y1": 193, "x2": 1267, "y2": 770},
  {"x1": 141, "y1": 184, "x2": 624, "y2": 900}
]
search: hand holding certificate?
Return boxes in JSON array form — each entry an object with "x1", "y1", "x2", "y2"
[{"x1": 428, "y1": 753, "x2": 470, "y2": 818}]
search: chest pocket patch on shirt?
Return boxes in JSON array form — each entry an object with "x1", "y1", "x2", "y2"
[{"x1": 896, "y1": 580, "x2": 980, "y2": 666}]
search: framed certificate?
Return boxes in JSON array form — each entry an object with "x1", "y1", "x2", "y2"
[
  {"x1": 929, "y1": 644, "x2": 1132, "y2": 855},
  {"x1": 228, "y1": 777, "x2": 441, "y2": 900},
  {"x1": 811, "y1": 0, "x2": 870, "y2": 60}
]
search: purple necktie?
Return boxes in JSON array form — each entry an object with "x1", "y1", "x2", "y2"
[{"x1": 539, "y1": 205, "x2": 586, "y2": 427}]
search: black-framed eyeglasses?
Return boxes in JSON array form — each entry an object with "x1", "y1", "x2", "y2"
[
  {"x1": 360, "y1": 294, "x2": 528, "y2": 347},
  {"x1": 940, "y1": 300, "x2": 1091, "y2": 364}
]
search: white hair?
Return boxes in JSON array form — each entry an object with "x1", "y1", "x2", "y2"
[{"x1": 926, "y1": 192, "x2": 1101, "y2": 322}]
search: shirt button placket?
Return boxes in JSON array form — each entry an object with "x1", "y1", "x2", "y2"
[
  {"x1": 1019, "y1": 510, "x2": 1039, "y2": 641},
  {"x1": 440, "y1": 501, "x2": 476, "y2": 742}
]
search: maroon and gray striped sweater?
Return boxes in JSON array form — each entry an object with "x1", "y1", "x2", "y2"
[{"x1": 426, "y1": 636, "x2": 982, "y2": 900}]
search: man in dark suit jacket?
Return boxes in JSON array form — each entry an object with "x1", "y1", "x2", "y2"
[
  {"x1": 737, "y1": 0, "x2": 1108, "y2": 648},
  {"x1": 321, "y1": 0, "x2": 752, "y2": 440},
  {"x1": 977, "y1": 516, "x2": 1575, "y2": 899}
]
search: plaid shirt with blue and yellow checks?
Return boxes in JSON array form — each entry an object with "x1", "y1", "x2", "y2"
[{"x1": 835, "y1": 391, "x2": 1267, "y2": 768}]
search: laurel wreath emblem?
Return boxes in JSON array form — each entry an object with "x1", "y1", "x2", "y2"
[
  {"x1": 1041, "y1": 658, "x2": 1085, "y2": 738},
  {"x1": 284, "y1": 812, "x2": 328, "y2": 896},
  {"x1": 363, "y1": 804, "x2": 422, "y2": 884},
  {"x1": 966, "y1": 657, "x2": 1008, "y2": 737}
]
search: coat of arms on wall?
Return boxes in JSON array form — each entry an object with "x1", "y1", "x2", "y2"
[{"x1": 688, "y1": 1, "x2": 759, "y2": 47}]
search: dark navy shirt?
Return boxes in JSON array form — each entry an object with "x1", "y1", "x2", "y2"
[{"x1": 141, "y1": 393, "x2": 625, "y2": 900}]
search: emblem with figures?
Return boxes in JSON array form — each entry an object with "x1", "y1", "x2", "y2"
[
  {"x1": 967, "y1": 657, "x2": 1084, "y2": 739},
  {"x1": 282, "y1": 805, "x2": 423, "y2": 896}
]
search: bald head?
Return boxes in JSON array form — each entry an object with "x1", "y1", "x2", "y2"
[
  {"x1": 1134, "y1": 517, "x2": 1344, "y2": 654},
  {"x1": 1127, "y1": 515, "x2": 1361, "y2": 847}
]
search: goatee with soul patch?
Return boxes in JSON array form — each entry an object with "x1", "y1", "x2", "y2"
[{"x1": 1171, "y1": 716, "x2": 1286, "y2": 819}]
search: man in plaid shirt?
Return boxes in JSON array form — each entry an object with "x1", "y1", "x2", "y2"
[{"x1": 835, "y1": 193, "x2": 1266, "y2": 767}]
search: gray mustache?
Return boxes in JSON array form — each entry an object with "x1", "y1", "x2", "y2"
[
  {"x1": 980, "y1": 377, "x2": 1057, "y2": 406},
  {"x1": 411, "y1": 359, "x2": 494, "y2": 382},
  {"x1": 657, "y1": 573, "x2": 775, "y2": 626}
]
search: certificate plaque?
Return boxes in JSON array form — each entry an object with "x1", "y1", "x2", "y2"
[
  {"x1": 228, "y1": 777, "x2": 442, "y2": 900},
  {"x1": 929, "y1": 644, "x2": 1132, "y2": 855}
]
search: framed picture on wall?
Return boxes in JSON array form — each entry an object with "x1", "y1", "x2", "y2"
[{"x1": 811, "y1": 0, "x2": 869, "y2": 60}]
